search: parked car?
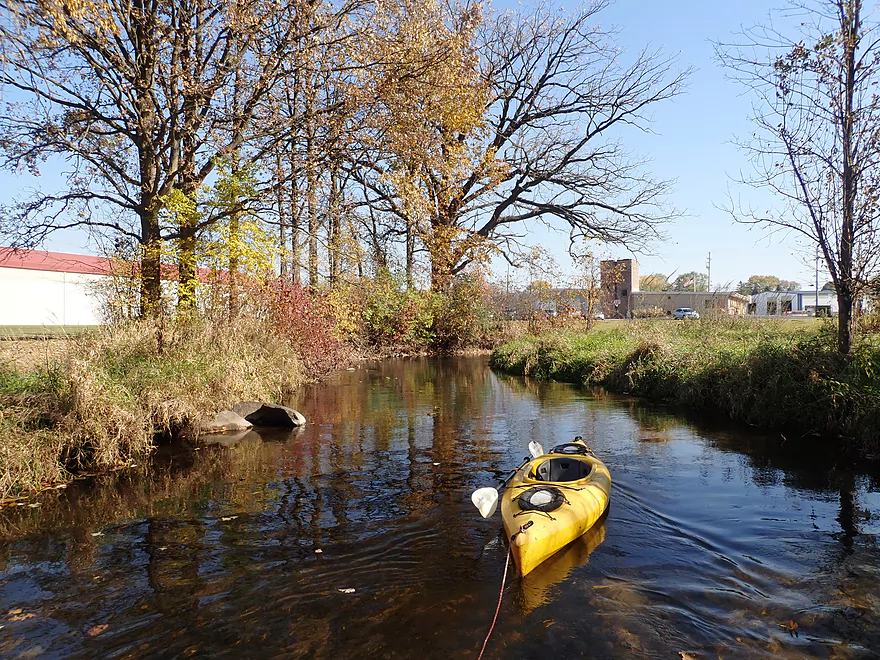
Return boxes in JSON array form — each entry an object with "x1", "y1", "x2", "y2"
[{"x1": 672, "y1": 307, "x2": 700, "y2": 320}]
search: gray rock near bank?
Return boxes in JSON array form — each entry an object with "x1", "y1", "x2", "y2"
[
  {"x1": 232, "y1": 401, "x2": 307, "y2": 428},
  {"x1": 200, "y1": 410, "x2": 253, "y2": 434}
]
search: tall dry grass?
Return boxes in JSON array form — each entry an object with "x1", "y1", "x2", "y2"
[{"x1": 0, "y1": 317, "x2": 307, "y2": 499}]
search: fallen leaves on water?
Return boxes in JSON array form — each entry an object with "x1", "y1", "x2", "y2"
[
  {"x1": 91, "y1": 532, "x2": 104, "y2": 537},
  {"x1": 220, "y1": 516, "x2": 238, "y2": 522},
  {"x1": 679, "y1": 653, "x2": 697, "y2": 660},
  {"x1": 7, "y1": 609, "x2": 36, "y2": 622},
  {"x1": 780, "y1": 620, "x2": 799, "y2": 637},
  {"x1": 314, "y1": 549, "x2": 323, "y2": 554},
  {"x1": 88, "y1": 624, "x2": 109, "y2": 636},
  {"x1": 338, "y1": 588, "x2": 356, "y2": 594}
]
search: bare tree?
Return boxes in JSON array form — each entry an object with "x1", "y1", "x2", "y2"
[
  {"x1": 259, "y1": 4, "x2": 366, "y2": 288},
  {"x1": 352, "y1": 0, "x2": 688, "y2": 292},
  {"x1": 718, "y1": 0, "x2": 880, "y2": 354}
]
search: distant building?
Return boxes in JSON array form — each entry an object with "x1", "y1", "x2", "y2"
[
  {"x1": 599, "y1": 258, "x2": 747, "y2": 318},
  {"x1": 600, "y1": 259, "x2": 639, "y2": 319},
  {"x1": 0, "y1": 248, "x2": 112, "y2": 326},
  {"x1": 0, "y1": 247, "x2": 222, "y2": 326},
  {"x1": 631, "y1": 291, "x2": 750, "y2": 317},
  {"x1": 750, "y1": 290, "x2": 838, "y2": 317}
]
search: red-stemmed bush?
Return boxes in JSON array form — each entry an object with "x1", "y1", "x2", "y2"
[{"x1": 253, "y1": 277, "x2": 352, "y2": 378}]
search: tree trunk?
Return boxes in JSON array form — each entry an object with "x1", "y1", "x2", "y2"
[
  {"x1": 406, "y1": 223, "x2": 414, "y2": 289},
  {"x1": 139, "y1": 207, "x2": 162, "y2": 318},
  {"x1": 837, "y1": 0, "x2": 859, "y2": 355},
  {"x1": 429, "y1": 217, "x2": 457, "y2": 293},
  {"x1": 430, "y1": 256, "x2": 454, "y2": 293},
  {"x1": 133, "y1": 0, "x2": 161, "y2": 318},
  {"x1": 290, "y1": 154, "x2": 301, "y2": 284},
  {"x1": 228, "y1": 211, "x2": 240, "y2": 318},
  {"x1": 177, "y1": 217, "x2": 198, "y2": 314},
  {"x1": 404, "y1": 162, "x2": 415, "y2": 289},
  {"x1": 176, "y1": 6, "x2": 200, "y2": 316},
  {"x1": 306, "y1": 128, "x2": 319, "y2": 287},
  {"x1": 838, "y1": 287, "x2": 854, "y2": 355},
  {"x1": 328, "y1": 163, "x2": 341, "y2": 285},
  {"x1": 276, "y1": 150, "x2": 287, "y2": 279}
]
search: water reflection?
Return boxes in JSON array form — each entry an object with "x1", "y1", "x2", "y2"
[
  {"x1": 515, "y1": 514, "x2": 608, "y2": 616},
  {"x1": 0, "y1": 356, "x2": 878, "y2": 658}
]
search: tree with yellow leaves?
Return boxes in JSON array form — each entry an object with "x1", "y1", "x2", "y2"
[{"x1": 352, "y1": 0, "x2": 688, "y2": 292}]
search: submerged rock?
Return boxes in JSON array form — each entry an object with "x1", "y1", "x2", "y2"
[
  {"x1": 232, "y1": 401, "x2": 307, "y2": 428},
  {"x1": 200, "y1": 410, "x2": 253, "y2": 434},
  {"x1": 201, "y1": 429, "x2": 262, "y2": 447}
]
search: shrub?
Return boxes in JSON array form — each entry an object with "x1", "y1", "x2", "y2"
[
  {"x1": 327, "y1": 271, "x2": 434, "y2": 349},
  {"x1": 430, "y1": 274, "x2": 496, "y2": 352},
  {"x1": 255, "y1": 278, "x2": 351, "y2": 377}
]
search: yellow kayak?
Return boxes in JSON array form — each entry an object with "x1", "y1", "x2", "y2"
[{"x1": 501, "y1": 437, "x2": 611, "y2": 576}]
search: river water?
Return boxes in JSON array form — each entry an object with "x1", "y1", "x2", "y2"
[{"x1": 1, "y1": 356, "x2": 879, "y2": 659}]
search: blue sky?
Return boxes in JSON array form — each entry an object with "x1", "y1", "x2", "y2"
[
  {"x1": 1, "y1": 0, "x2": 828, "y2": 290},
  {"x1": 532, "y1": 0, "x2": 826, "y2": 289}
]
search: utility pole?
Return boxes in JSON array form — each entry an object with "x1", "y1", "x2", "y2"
[
  {"x1": 815, "y1": 245, "x2": 819, "y2": 314},
  {"x1": 706, "y1": 252, "x2": 712, "y2": 292}
]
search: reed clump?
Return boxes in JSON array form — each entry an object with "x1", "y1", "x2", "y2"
[
  {"x1": 490, "y1": 318, "x2": 880, "y2": 452},
  {"x1": 0, "y1": 317, "x2": 306, "y2": 499}
]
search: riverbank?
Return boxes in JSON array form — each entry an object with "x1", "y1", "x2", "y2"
[
  {"x1": 0, "y1": 318, "x2": 338, "y2": 500},
  {"x1": 490, "y1": 318, "x2": 880, "y2": 455}
]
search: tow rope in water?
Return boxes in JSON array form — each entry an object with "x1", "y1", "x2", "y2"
[{"x1": 477, "y1": 545, "x2": 511, "y2": 660}]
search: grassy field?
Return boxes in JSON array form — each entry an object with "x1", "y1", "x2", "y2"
[
  {"x1": 491, "y1": 317, "x2": 880, "y2": 454},
  {"x1": 595, "y1": 316, "x2": 823, "y2": 330},
  {"x1": 0, "y1": 325, "x2": 98, "y2": 339}
]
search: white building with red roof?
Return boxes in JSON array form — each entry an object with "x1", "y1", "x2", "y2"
[{"x1": 0, "y1": 248, "x2": 113, "y2": 326}]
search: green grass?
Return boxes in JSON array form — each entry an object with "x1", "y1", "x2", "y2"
[{"x1": 490, "y1": 317, "x2": 880, "y2": 453}]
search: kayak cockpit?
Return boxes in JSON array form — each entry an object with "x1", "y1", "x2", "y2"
[{"x1": 529, "y1": 456, "x2": 595, "y2": 483}]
